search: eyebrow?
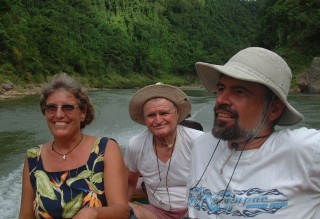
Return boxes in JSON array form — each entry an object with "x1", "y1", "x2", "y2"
[
  {"x1": 216, "y1": 82, "x2": 253, "y2": 94},
  {"x1": 216, "y1": 82, "x2": 223, "y2": 87}
]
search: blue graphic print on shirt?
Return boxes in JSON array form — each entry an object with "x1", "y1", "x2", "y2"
[{"x1": 188, "y1": 187, "x2": 288, "y2": 217}]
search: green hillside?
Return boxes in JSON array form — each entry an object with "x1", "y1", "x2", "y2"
[{"x1": 0, "y1": 0, "x2": 319, "y2": 89}]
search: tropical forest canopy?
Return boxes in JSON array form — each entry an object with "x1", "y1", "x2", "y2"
[{"x1": 0, "y1": 0, "x2": 319, "y2": 88}]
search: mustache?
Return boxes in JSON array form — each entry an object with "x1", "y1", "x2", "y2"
[{"x1": 214, "y1": 104, "x2": 239, "y2": 118}]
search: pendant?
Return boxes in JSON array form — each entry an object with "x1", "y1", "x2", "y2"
[{"x1": 62, "y1": 154, "x2": 66, "y2": 160}]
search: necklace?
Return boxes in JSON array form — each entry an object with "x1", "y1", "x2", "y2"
[
  {"x1": 51, "y1": 134, "x2": 84, "y2": 160},
  {"x1": 155, "y1": 131, "x2": 177, "y2": 148},
  {"x1": 189, "y1": 139, "x2": 220, "y2": 190},
  {"x1": 152, "y1": 138, "x2": 175, "y2": 211}
]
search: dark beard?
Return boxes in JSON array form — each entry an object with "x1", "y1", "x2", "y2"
[{"x1": 212, "y1": 105, "x2": 258, "y2": 141}]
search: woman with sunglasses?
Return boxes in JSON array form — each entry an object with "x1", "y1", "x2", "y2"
[{"x1": 19, "y1": 73, "x2": 130, "y2": 219}]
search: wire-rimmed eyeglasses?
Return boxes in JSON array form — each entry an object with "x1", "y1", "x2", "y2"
[{"x1": 43, "y1": 104, "x2": 79, "y2": 114}]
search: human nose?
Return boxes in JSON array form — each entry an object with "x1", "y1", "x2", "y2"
[
  {"x1": 55, "y1": 107, "x2": 65, "y2": 117},
  {"x1": 155, "y1": 114, "x2": 162, "y2": 123},
  {"x1": 215, "y1": 90, "x2": 232, "y2": 106}
]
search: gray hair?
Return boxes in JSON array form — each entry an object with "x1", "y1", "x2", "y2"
[{"x1": 40, "y1": 73, "x2": 94, "y2": 129}]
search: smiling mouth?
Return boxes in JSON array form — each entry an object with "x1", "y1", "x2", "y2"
[
  {"x1": 54, "y1": 122, "x2": 68, "y2": 126},
  {"x1": 214, "y1": 104, "x2": 238, "y2": 120},
  {"x1": 215, "y1": 109, "x2": 236, "y2": 120},
  {"x1": 217, "y1": 112, "x2": 233, "y2": 119},
  {"x1": 153, "y1": 124, "x2": 166, "y2": 129}
]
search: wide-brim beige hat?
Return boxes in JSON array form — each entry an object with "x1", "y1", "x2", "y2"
[
  {"x1": 129, "y1": 83, "x2": 191, "y2": 125},
  {"x1": 195, "y1": 47, "x2": 303, "y2": 126}
]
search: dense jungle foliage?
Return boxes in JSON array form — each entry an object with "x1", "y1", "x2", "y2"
[{"x1": 0, "y1": 0, "x2": 319, "y2": 88}]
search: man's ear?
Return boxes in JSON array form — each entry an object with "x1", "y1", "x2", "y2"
[{"x1": 269, "y1": 99, "x2": 285, "y2": 122}]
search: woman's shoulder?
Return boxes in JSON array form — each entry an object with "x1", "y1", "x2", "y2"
[
  {"x1": 26, "y1": 145, "x2": 42, "y2": 158},
  {"x1": 91, "y1": 136, "x2": 110, "y2": 149},
  {"x1": 91, "y1": 136, "x2": 122, "y2": 152}
]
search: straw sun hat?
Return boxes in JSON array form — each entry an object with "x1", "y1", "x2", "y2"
[
  {"x1": 195, "y1": 47, "x2": 303, "y2": 126},
  {"x1": 129, "y1": 83, "x2": 191, "y2": 125}
]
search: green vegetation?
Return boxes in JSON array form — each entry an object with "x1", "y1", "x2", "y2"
[{"x1": 0, "y1": 0, "x2": 319, "y2": 90}]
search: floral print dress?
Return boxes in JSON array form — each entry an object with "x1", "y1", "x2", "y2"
[{"x1": 27, "y1": 137, "x2": 109, "y2": 219}]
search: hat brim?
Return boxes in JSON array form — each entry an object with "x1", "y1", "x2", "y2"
[
  {"x1": 129, "y1": 84, "x2": 191, "y2": 125},
  {"x1": 195, "y1": 62, "x2": 303, "y2": 126}
]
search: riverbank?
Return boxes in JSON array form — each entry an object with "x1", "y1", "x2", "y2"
[
  {"x1": 0, "y1": 84, "x2": 43, "y2": 100},
  {"x1": 0, "y1": 85, "x2": 301, "y2": 100},
  {"x1": 0, "y1": 83, "x2": 204, "y2": 100}
]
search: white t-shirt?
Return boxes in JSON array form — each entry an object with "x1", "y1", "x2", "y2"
[
  {"x1": 187, "y1": 128, "x2": 320, "y2": 218},
  {"x1": 125, "y1": 125, "x2": 203, "y2": 210}
]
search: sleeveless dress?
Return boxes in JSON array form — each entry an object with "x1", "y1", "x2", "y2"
[{"x1": 27, "y1": 137, "x2": 109, "y2": 219}]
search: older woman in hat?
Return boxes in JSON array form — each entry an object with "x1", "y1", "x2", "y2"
[
  {"x1": 187, "y1": 47, "x2": 320, "y2": 218},
  {"x1": 124, "y1": 83, "x2": 203, "y2": 219},
  {"x1": 19, "y1": 73, "x2": 130, "y2": 219}
]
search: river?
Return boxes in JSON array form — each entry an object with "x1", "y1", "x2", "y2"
[{"x1": 0, "y1": 89, "x2": 319, "y2": 218}]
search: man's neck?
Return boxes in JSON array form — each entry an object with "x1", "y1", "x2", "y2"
[{"x1": 228, "y1": 132, "x2": 273, "y2": 151}]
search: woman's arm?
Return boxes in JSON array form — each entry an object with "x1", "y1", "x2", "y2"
[
  {"x1": 127, "y1": 170, "x2": 141, "y2": 201},
  {"x1": 74, "y1": 139, "x2": 130, "y2": 219},
  {"x1": 19, "y1": 156, "x2": 36, "y2": 219}
]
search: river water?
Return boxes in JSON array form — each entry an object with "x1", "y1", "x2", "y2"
[{"x1": 0, "y1": 89, "x2": 319, "y2": 218}]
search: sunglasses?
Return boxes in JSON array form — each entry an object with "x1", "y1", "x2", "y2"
[{"x1": 43, "y1": 104, "x2": 79, "y2": 114}]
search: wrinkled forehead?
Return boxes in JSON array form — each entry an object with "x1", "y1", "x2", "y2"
[
  {"x1": 218, "y1": 74, "x2": 268, "y2": 89},
  {"x1": 46, "y1": 89, "x2": 77, "y2": 101},
  {"x1": 218, "y1": 74, "x2": 275, "y2": 100},
  {"x1": 143, "y1": 97, "x2": 176, "y2": 110}
]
